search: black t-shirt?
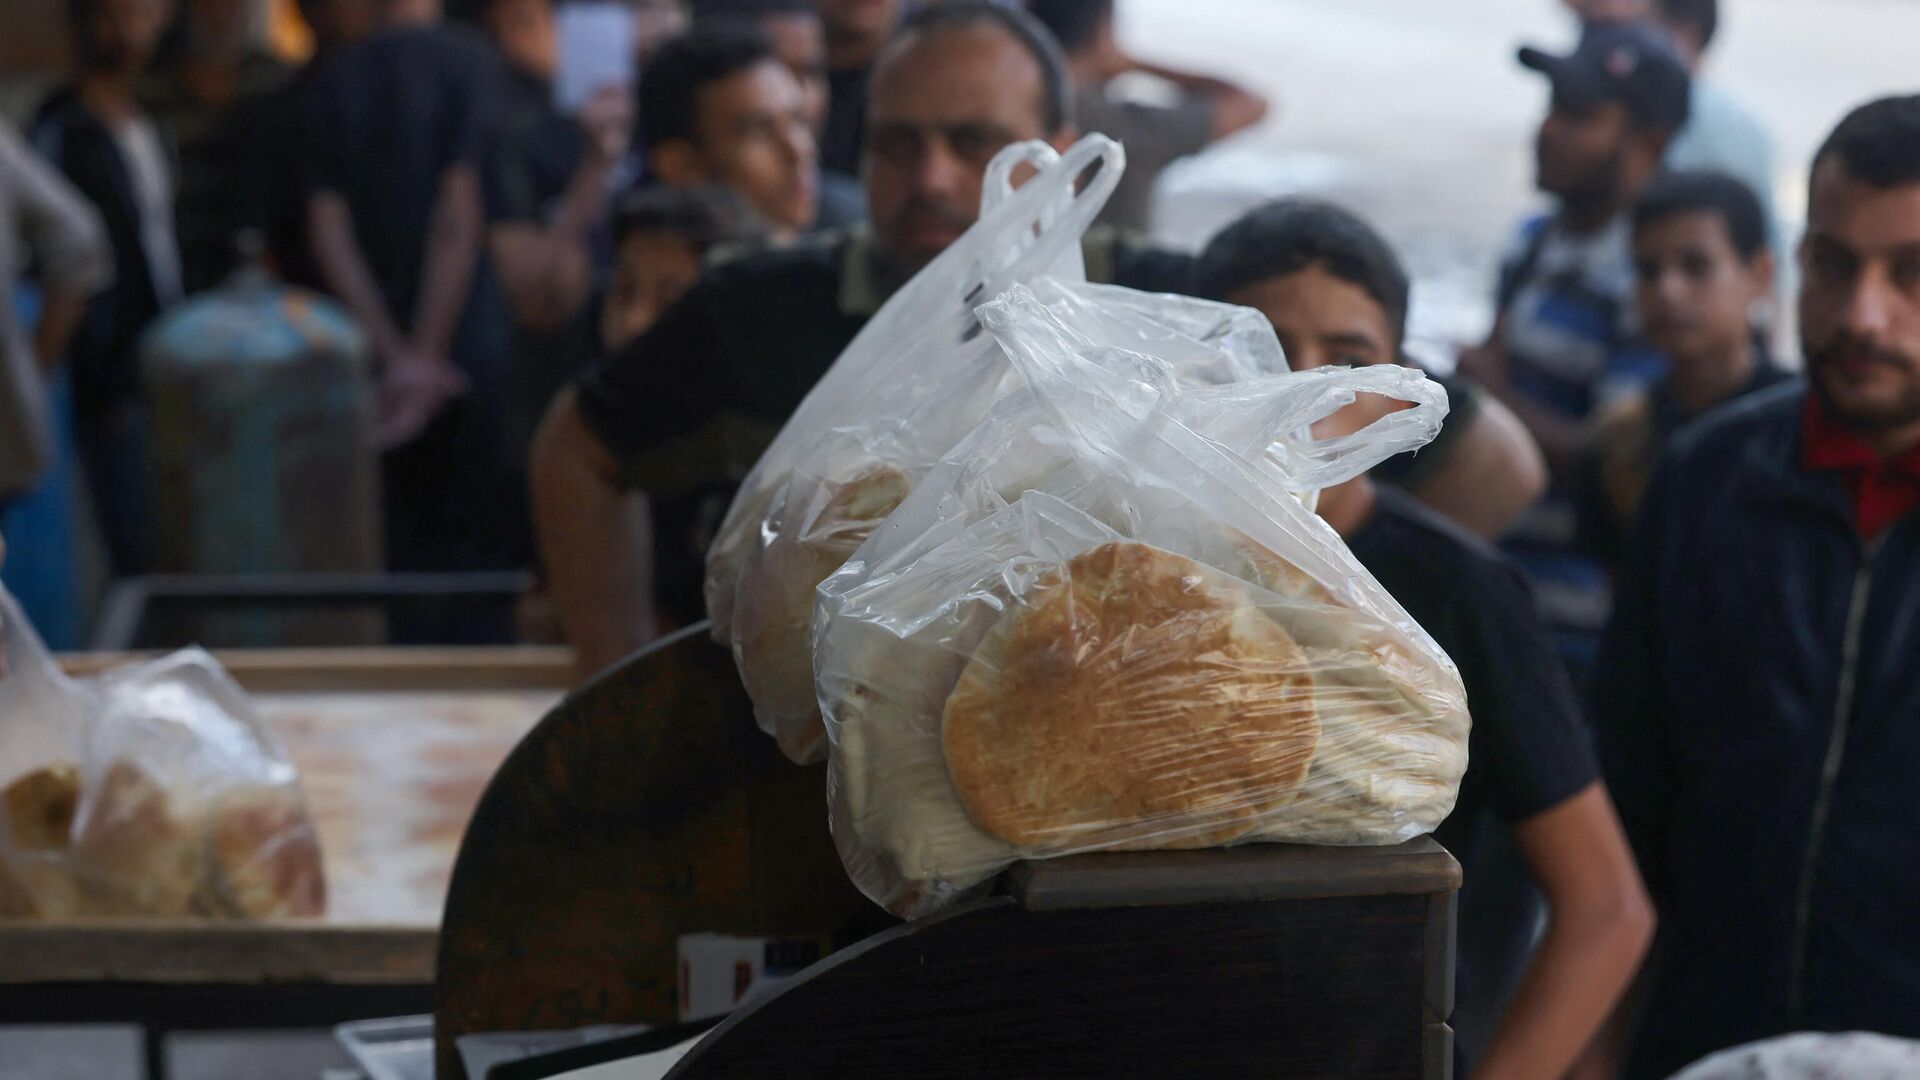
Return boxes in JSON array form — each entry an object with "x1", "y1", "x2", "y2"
[
  {"x1": 1346, "y1": 484, "x2": 1598, "y2": 1062},
  {"x1": 577, "y1": 233, "x2": 863, "y2": 623},
  {"x1": 1348, "y1": 484, "x2": 1597, "y2": 865},
  {"x1": 485, "y1": 68, "x2": 585, "y2": 227},
  {"x1": 302, "y1": 24, "x2": 504, "y2": 325}
]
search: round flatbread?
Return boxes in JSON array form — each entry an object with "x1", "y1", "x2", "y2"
[
  {"x1": 3, "y1": 763, "x2": 80, "y2": 852},
  {"x1": 942, "y1": 541, "x2": 1321, "y2": 851}
]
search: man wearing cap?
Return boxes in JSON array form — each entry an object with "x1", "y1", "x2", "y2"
[
  {"x1": 1458, "y1": 21, "x2": 1691, "y2": 675},
  {"x1": 1593, "y1": 94, "x2": 1920, "y2": 1076}
]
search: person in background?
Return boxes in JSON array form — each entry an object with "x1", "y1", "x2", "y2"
[
  {"x1": 635, "y1": 27, "x2": 819, "y2": 240},
  {"x1": 31, "y1": 0, "x2": 180, "y2": 579},
  {"x1": 1577, "y1": 170, "x2": 1787, "y2": 565},
  {"x1": 533, "y1": 1, "x2": 1188, "y2": 677},
  {"x1": 302, "y1": 0, "x2": 523, "y2": 641},
  {"x1": 140, "y1": 0, "x2": 291, "y2": 294},
  {"x1": 258, "y1": 0, "x2": 378, "y2": 294},
  {"x1": 693, "y1": 0, "x2": 865, "y2": 229},
  {"x1": 468, "y1": 0, "x2": 636, "y2": 467},
  {"x1": 1652, "y1": 0, "x2": 1776, "y2": 238},
  {"x1": 600, "y1": 184, "x2": 756, "y2": 354},
  {"x1": 1195, "y1": 197, "x2": 1653, "y2": 1080},
  {"x1": 1456, "y1": 21, "x2": 1689, "y2": 675},
  {"x1": 811, "y1": 0, "x2": 902, "y2": 180},
  {"x1": 1025, "y1": 0, "x2": 1268, "y2": 233},
  {"x1": 0, "y1": 120, "x2": 111, "y2": 518},
  {"x1": 1592, "y1": 93, "x2": 1920, "y2": 1078}
]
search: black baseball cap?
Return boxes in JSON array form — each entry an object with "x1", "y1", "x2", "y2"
[{"x1": 1518, "y1": 22, "x2": 1692, "y2": 134}]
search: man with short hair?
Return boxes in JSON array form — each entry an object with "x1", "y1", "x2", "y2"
[
  {"x1": 811, "y1": 0, "x2": 903, "y2": 179},
  {"x1": 1578, "y1": 169, "x2": 1787, "y2": 563},
  {"x1": 637, "y1": 27, "x2": 819, "y2": 239},
  {"x1": 696, "y1": 0, "x2": 831, "y2": 138},
  {"x1": 1653, "y1": 0, "x2": 1777, "y2": 240},
  {"x1": 693, "y1": 0, "x2": 865, "y2": 229},
  {"x1": 1197, "y1": 201, "x2": 1654, "y2": 1080},
  {"x1": 1458, "y1": 21, "x2": 1690, "y2": 672},
  {"x1": 1594, "y1": 94, "x2": 1920, "y2": 1077},
  {"x1": 531, "y1": 1, "x2": 1183, "y2": 675},
  {"x1": 1025, "y1": 0, "x2": 1267, "y2": 232}
]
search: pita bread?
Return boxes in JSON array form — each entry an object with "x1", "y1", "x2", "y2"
[
  {"x1": 942, "y1": 542, "x2": 1321, "y2": 851},
  {"x1": 68, "y1": 763, "x2": 204, "y2": 916},
  {"x1": 200, "y1": 787, "x2": 327, "y2": 917},
  {"x1": 3, "y1": 764, "x2": 80, "y2": 851},
  {"x1": 735, "y1": 463, "x2": 913, "y2": 763}
]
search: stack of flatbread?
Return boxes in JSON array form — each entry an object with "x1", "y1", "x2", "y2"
[{"x1": 822, "y1": 526, "x2": 1468, "y2": 917}]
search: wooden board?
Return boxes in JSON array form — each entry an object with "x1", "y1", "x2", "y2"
[{"x1": 0, "y1": 648, "x2": 570, "y2": 985}]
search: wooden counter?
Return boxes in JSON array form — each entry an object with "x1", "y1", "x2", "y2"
[{"x1": 3, "y1": 648, "x2": 569, "y2": 990}]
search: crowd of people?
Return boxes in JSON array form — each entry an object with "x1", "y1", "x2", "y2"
[{"x1": 4, "y1": 0, "x2": 1920, "y2": 1077}]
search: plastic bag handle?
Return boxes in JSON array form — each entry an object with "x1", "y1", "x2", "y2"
[
  {"x1": 979, "y1": 286, "x2": 1450, "y2": 491},
  {"x1": 979, "y1": 142, "x2": 1063, "y2": 215},
  {"x1": 1252, "y1": 364, "x2": 1451, "y2": 490}
]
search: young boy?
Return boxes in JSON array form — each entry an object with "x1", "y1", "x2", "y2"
[
  {"x1": 1196, "y1": 198, "x2": 1655, "y2": 1080},
  {"x1": 1578, "y1": 169, "x2": 1788, "y2": 563}
]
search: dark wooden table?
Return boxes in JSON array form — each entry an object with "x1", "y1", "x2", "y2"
[{"x1": 435, "y1": 626, "x2": 1462, "y2": 1080}]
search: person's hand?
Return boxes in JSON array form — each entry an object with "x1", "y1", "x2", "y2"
[
  {"x1": 375, "y1": 346, "x2": 468, "y2": 450},
  {"x1": 579, "y1": 85, "x2": 636, "y2": 166}
]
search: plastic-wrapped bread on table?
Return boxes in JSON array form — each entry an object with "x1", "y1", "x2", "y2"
[
  {"x1": 0, "y1": 588, "x2": 325, "y2": 919},
  {"x1": 709, "y1": 135, "x2": 1294, "y2": 765},
  {"x1": 813, "y1": 285, "x2": 1471, "y2": 917}
]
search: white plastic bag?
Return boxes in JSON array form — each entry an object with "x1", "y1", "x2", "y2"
[
  {"x1": 711, "y1": 136, "x2": 1294, "y2": 764},
  {"x1": 0, "y1": 586, "x2": 325, "y2": 919},
  {"x1": 814, "y1": 285, "x2": 1469, "y2": 916}
]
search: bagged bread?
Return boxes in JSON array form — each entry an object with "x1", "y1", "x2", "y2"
[
  {"x1": 0, "y1": 590, "x2": 325, "y2": 920},
  {"x1": 815, "y1": 286, "x2": 1469, "y2": 916},
  {"x1": 706, "y1": 136, "x2": 1300, "y2": 764}
]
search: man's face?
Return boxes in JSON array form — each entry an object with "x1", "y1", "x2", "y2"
[
  {"x1": 761, "y1": 11, "x2": 830, "y2": 135},
  {"x1": 865, "y1": 25, "x2": 1059, "y2": 272},
  {"x1": 487, "y1": 0, "x2": 557, "y2": 80},
  {"x1": 80, "y1": 0, "x2": 164, "y2": 75},
  {"x1": 1535, "y1": 93, "x2": 1631, "y2": 202},
  {"x1": 812, "y1": 0, "x2": 900, "y2": 51},
  {"x1": 689, "y1": 59, "x2": 819, "y2": 233},
  {"x1": 1800, "y1": 161, "x2": 1920, "y2": 436},
  {"x1": 603, "y1": 229, "x2": 703, "y2": 352},
  {"x1": 1228, "y1": 264, "x2": 1405, "y2": 440},
  {"x1": 1635, "y1": 210, "x2": 1771, "y2": 366}
]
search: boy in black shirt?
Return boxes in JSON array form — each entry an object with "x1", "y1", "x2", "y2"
[{"x1": 1196, "y1": 198, "x2": 1654, "y2": 1080}]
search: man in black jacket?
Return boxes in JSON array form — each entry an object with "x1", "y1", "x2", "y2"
[{"x1": 1594, "y1": 94, "x2": 1920, "y2": 1077}]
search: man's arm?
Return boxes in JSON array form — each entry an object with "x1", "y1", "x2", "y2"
[
  {"x1": 308, "y1": 191, "x2": 411, "y2": 362},
  {"x1": 1473, "y1": 783, "x2": 1656, "y2": 1080},
  {"x1": 1127, "y1": 59, "x2": 1270, "y2": 139},
  {"x1": 409, "y1": 162, "x2": 486, "y2": 363},
  {"x1": 1407, "y1": 393, "x2": 1547, "y2": 540},
  {"x1": 490, "y1": 86, "x2": 631, "y2": 333},
  {"x1": 531, "y1": 388, "x2": 658, "y2": 680},
  {"x1": 308, "y1": 191, "x2": 466, "y2": 448},
  {"x1": 3, "y1": 122, "x2": 111, "y2": 368}
]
